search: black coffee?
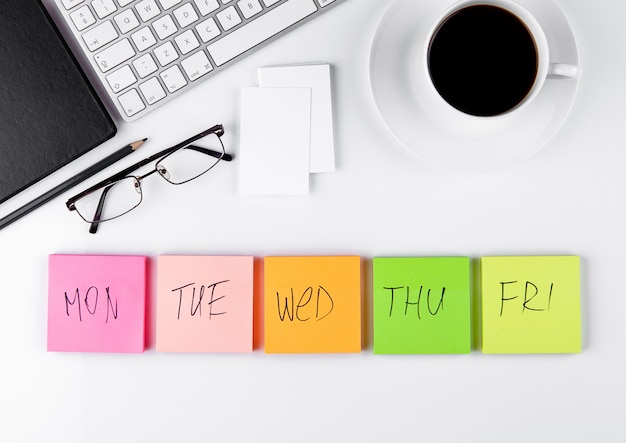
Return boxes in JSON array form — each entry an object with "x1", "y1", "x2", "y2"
[{"x1": 427, "y1": 5, "x2": 538, "y2": 117}]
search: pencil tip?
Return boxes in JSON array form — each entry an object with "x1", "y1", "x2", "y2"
[{"x1": 130, "y1": 139, "x2": 147, "y2": 150}]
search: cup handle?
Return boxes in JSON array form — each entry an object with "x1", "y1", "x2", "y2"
[{"x1": 547, "y1": 63, "x2": 580, "y2": 79}]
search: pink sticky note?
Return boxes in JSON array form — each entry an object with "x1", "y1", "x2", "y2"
[
  {"x1": 47, "y1": 255, "x2": 147, "y2": 353},
  {"x1": 156, "y1": 256, "x2": 254, "y2": 352}
]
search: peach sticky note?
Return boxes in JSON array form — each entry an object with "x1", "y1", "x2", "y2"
[
  {"x1": 481, "y1": 256, "x2": 581, "y2": 354},
  {"x1": 47, "y1": 255, "x2": 147, "y2": 353},
  {"x1": 156, "y1": 256, "x2": 254, "y2": 352},
  {"x1": 264, "y1": 256, "x2": 362, "y2": 353},
  {"x1": 373, "y1": 257, "x2": 471, "y2": 354}
]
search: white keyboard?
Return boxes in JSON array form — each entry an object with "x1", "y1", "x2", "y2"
[{"x1": 53, "y1": 0, "x2": 344, "y2": 121}]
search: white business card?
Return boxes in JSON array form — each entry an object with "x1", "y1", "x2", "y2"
[
  {"x1": 238, "y1": 87, "x2": 312, "y2": 196},
  {"x1": 258, "y1": 63, "x2": 335, "y2": 173}
]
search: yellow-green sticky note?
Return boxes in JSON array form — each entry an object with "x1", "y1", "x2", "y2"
[
  {"x1": 480, "y1": 256, "x2": 581, "y2": 354},
  {"x1": 373, "y1": 257, "x2": 471, "y2": 354}
]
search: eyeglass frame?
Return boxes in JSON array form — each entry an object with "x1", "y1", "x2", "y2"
[{"x1": 66, "y1": 124, "x2": 232, "y2": 233}]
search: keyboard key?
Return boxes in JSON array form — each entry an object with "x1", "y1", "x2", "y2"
[
  {"x1": 181, "y1": 51, "x2": 213, "y2": 81},
  {"x1": 118, "y1": 89, "x2": 146, "y2": 117},
  {"x1": 174, "y1": 30, "x2": 200, "y2": 55},
  {"x1": 131, "y1": 27, "x2": 157, "y2": 51},
  {"x1": 94, "y1": 38, "x2": 135, "y2": 72},
  {"x1": 317, "y1": 0, "x2": 335, "y2": 6},
  {"x1": 118, "y1": 0, "x2": 135, "y2": 6},
  {"x1": 106, "y1": 65, "x2": 137, "y2": 93},
  {"x1": 153, "y1": 14, "x2": 178, "y2": 39},
  {"x1": 158, "y1": 0, "x2": 182, "y2": 9},
  {"x1": 160, "y1": 66, "x2": 187, "y2": 92},
  {"x1": 216, "y1": 6, "x2": 242, "y2": 31},
  {"x1": 195, "y1": 17, "x2": 221, "y2": 42},
  {"x1": 262, "y1": 0, "x2": 281, "y2": 5},
  {"x1": 115, "y1": 9, "x2": 139, "y2": 34},
  {"x1": 194, "y1": 0, "x2": 220, "y2": 16},
  {"x1": 82, "y1": 20, "x2": 118, "y2": 52},
  {"x1": 238, "y1": 0, "x2": 263, "y2": 19},
  {"x1": 133, "y1": 53, "x2": 158, "y2": 78},
  {"x1": 174, "y1": 3, "x2": 200, "y2": 28},
  {"x1": 139, "y1": 77, "x2": 167, "y2": 104},
  {"x1": 62, "y1": 0, "x2": 85, "y2": 9},
  {"x1": 209, "y1": 0, "x2": 317, "y2": 66},
  {"x1": 91, "y1": 0, "x2": 117, "y2": 19},
  {"x1": 135, "y1": 0, "x2": 161, "y2": 22},
  {"x1": 114, "y1": 9, "x2": 140, "y2": 34},
  {"x1": 70, "y1": 5, "x2": 96, "y2": 31},
  {"x1": 154, "y1": 41, "x2": 179, "y2": 66}
]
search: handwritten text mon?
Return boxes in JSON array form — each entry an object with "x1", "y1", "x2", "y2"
[{"x1": 64, "y1": 286, "x2": 118, "y2": 324}]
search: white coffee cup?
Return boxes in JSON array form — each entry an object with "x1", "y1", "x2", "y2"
[{"x1": 423, "y1": 0, "x2": 580, "y2": 118}]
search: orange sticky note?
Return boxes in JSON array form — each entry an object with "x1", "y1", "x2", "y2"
[
  {"x1": 264, "y1": 256, "x2": 362, "y2": 353},
  {"x1": 156, "y1": 256, "x2": 254, "y2": 352}
]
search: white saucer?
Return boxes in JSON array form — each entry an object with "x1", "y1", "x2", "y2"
[{"x1": 368, "y1": 0, "x2": 580, "y2": 172}]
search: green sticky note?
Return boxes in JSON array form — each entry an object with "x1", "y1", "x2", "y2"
[
  {"x1": 373, "y1": 257, "x2": 471, "y2": 354},
  {"x1": 480, "y1": 256, "x2": 581, "y2": 354}
]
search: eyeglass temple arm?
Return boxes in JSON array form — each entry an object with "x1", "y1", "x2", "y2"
[
  {"x1": 87, "y1": 183, "x2": 116, "y2": 234},
  {"x1": 66, "y1": 125, "x2": 229, "y2": 209},
  {"x1": 186, "y1": 145, "x2": 233, "y2": 161}
]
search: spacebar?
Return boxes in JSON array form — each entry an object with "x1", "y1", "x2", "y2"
[{"x1": 208, "y1": 0, "x2": 318, "y2": 66}]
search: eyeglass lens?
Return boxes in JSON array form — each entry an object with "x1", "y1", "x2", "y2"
[
  {"x1": 73, "y1": 177, "x2": 142, "y2": 223},
  {"x1": 157, "y1": 133, "x2": 224, "y2": 184}
]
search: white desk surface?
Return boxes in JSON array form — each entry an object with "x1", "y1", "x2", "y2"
[{"x1": 2, "y1": 0, "x2": 625, "y2": 441}]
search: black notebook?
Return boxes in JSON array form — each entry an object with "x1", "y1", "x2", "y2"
[{"x1": 0, "y1": 0, "x2": 117, "y2": 204}]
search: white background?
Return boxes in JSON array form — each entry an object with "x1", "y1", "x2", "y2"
[{"x1": 2, "y1": 0, "x2": 625, "y2": 441}]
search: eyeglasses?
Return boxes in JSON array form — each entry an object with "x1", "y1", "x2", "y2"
[{"x1": 66, "y1": 124, "x2": 232, "y2": 234}]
